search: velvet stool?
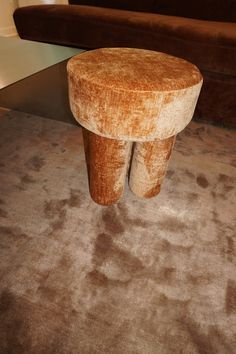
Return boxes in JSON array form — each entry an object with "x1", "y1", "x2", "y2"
[{"x1": 67, "y1": 48, "x2": 203, "y2": 205}]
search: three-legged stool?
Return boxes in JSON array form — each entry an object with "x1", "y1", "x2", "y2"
[{"x1": 67, "y1": 48, "x2": 202, "y2": 205}]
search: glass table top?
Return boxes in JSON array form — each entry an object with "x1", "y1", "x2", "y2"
[{"x1": 0, "y1": 37, "x2": 84, "y2": 89}]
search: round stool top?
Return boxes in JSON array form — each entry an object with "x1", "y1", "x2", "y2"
[{"x1": 68, "y1": 48, "x2": 203, "y2": 141}]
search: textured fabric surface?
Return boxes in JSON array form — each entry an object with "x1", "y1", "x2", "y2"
[
  {"x1": 68, "y1": 48, "x2": 202, "y2": 140},
  {"x1": 69, "y1": 0, "x2": 236, "y2": 22},
  {"x1": 0, "y1": 109, "x2": 236, "y2": 353},
  {"x1": 82, "y1": 128, "x2": 132, "y2": 205},
  {"x1": 129, "y1": 136, "x2": 175, "y2": 198}
]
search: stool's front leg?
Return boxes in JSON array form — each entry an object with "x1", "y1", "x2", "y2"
[
  {"x1": 82, "y1": 129, "x2": 132, "y2": 205},
  {"x1": 129, "y1": 135, "x2": 175, "y2": 198}
]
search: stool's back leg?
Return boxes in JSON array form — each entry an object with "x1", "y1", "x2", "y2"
[
  {"x1": 82, "y1": 129, "x2": 132, "y2": 205},
  {"x1": 129, "y1": 136, "x2": 175, "y2": 198}
]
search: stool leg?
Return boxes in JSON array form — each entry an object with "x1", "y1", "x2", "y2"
[
  {"x1": 82, "y1": 128, "x2": 132, "y2": 205},
  {"x1": 129, "y1": 136, "x2": 175, "y2": 198}
]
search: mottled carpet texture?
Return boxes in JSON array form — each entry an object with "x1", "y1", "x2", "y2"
[{"x1": 0, "y1": 109, "x2": 235, "y2": 354}]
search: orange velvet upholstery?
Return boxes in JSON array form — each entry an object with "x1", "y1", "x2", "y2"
[{"x1": 68, "y1": 48, "x2": 202, "y2": 204}]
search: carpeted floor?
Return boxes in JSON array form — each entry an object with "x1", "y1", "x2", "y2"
[{"x1": 0, "y1": 109, "x2": 235, "y2": 354}]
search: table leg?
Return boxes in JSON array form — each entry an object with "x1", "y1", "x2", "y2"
[
  {"x1": 129, "y1": 135, "x2": 175, "y2": 198},
  {"x1": 82, "y1": 129, "x2": 132, "y2": 205}
]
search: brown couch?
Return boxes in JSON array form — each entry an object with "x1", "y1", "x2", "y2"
[{"x1": 13, "y1": 0, "x2": 236, "y2": 127}]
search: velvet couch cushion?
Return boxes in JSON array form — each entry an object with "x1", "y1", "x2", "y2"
[
  {"x1": 69, "y1": 0, "x2": 236, "y2": 22},
  {"x1": 14, "y1": 5, "x2": 236, "y2": 76}
]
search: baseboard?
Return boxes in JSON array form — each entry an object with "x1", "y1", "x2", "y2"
[{"x1": 0, "y1": 25, "x2": 17, "y2": 37}]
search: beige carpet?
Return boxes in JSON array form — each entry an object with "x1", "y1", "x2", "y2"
[{"x1": 0, "y1": 109, "x2": 235, "y2": 354}]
